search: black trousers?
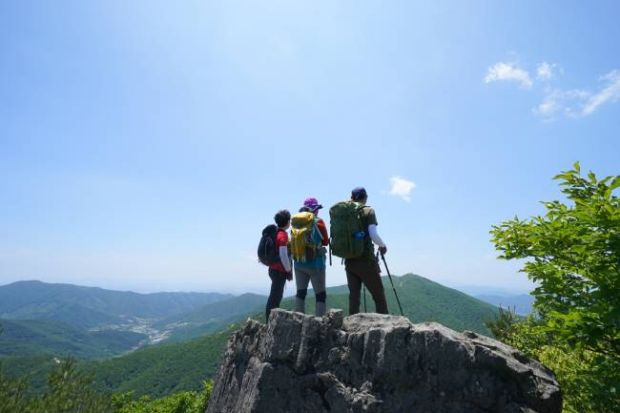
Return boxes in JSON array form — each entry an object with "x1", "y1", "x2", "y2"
[
  {"x1": 266, "y1": 268, "x2": 287, "y2": 322},
  {"x1": 345, "y1": 258, "x2": 388, "y2": 315}
]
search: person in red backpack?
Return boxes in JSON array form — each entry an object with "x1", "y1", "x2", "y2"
[{"x1": 266, "y1": 209, "x2": 292, "y2": 322}]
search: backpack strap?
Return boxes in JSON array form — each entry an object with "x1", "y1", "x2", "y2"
[{"x1": 312, "y1": 217, "x2": 323, "y2": 243}]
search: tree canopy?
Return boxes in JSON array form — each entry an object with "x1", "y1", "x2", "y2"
[
  {"x1": 492, "y1": 162, "x2": 619, "y2": 359},
  {"x1": 490, "y1": 163, "x2": 619, "y2": 412}
]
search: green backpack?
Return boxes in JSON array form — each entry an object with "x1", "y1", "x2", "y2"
[{"x1": 329, "y1": 201, "x2": 367, "y2": 258}]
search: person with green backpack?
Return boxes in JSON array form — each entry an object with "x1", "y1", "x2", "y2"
[
  {"x1": 290, "y1": 197, "x2": 329, "y2": 316},
  {"x1": 329, "y1": 187, "x2": 388, "y2": 315}
]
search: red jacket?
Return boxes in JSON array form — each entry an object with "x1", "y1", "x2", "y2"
[
  {"x1": 269, "y1": 229, "x2": 290, "y2": 273},
  {"x1": 316, "y1": 218, "x2": 329, "y2": 246}
]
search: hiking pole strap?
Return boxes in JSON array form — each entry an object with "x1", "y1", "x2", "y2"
[{"x1": 381, "y1": 252, "x2": 405, "y2": 316}]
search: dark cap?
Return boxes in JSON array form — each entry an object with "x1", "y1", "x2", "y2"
[{"x1": 351, "y1": 187, "x2": 367, "y2": 201}]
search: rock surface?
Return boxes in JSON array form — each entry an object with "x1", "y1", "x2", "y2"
[{"x1": 206, "y1": 309, "x2": 561, "y2": 413}]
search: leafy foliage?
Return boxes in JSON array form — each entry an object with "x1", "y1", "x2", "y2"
[
  {"x1": 491, "y1": 162, "x2": 619, "y2": 359},
  {"x1": 0, "y1": 358, "x2": 213, "y2": 413},
  {"x1": 490, "y1": 163, "x2": 620, "y2": 412},
  {"x1": 484, "y1": 306, "x2": 521, "y2": 338},
  {"x1": 1, "y1": 358, "x2": 112, "y2": 413},
  {"x1": 113, "y1": 381, "x2": 212, "y2": 413},
  {"x1": 0, "y1": 355, "x2": 56, "y2": 396},
  {"x1": 489, "y1": 310, "x2": 619, "y2": 413},
  {"x1": 0, "y1": 365, "x2": 31, "y2": 413},
  {"x1": 40, "y1": 358, "x2": 112, "y2": 413}
]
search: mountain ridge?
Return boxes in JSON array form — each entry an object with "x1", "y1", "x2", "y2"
[
  {"x1": 0, "y1": 273, "x2": 502, "y2": 397},
  {"x1": 0, "y1": 318, "x2": 146, "y2": 359},
  {"x1": 0, "y1": 280, "x2": 233, "y2": 329}
]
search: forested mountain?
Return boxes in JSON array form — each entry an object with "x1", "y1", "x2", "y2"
[
  {"x1": 87, "y1": 327, "x2": 233, "y2": 397},
  {"x1": 386, "y1": 273, "x2": 498, "y2": 335},
  {"x1": 281, "y1": 273, "x2": 498, "y2": 336},
  {"x1": 156, "y1": 273, "x2": 498, "y2": 342},
  {"x1": 0, "y1": 325, "x2": 234, "y2": 398},
  {"x1": 156, "y1": 293, "x2": 266, "y2": 343},
  {"x1": 83, "y1": 274, "x2": 498, "y2": 397},
  {"x1": 0, "y1": 280, "x2": 232, "y2": 329},
  {"x1": 0, "y1": 273, "x2": 501, "y2": 398},
  {"x1": 0, "y1": 318, "x2": 146, "y2": 359}
]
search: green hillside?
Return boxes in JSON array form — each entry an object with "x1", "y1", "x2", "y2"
[
  {"x1": 164, "y1": 273, "x2": 498, "y2": 338},
  {"x1": 0, "y1": 318, "x2": 146, "y2": 359},
  {"x1": 85, "y1": 274, "x2": 498, "y2": 397},
  {"x1": 0, "y1": 327, "x2": 232, "y2": 397},
  {"x1": 1, "y1": 274, "x2": 500, "y2": 398},
  {"x1": 0, "y1": 354, "x2": 59, "y2": 395},
  {"x1": 0, "y1": 281, "x2": 231, "y2": 329},
  {"x1": 86, "y1": 327, "x2": 234, "y2": 397},
  {"x1": 379, "y1": 273, "x2": 498, "y2": 335},
  {"x1": 157, "y1": 293, "x2": 266, "y2": 343},
  {"x1": 277, "y1": 273, "x2": 498, "y2": 336}
]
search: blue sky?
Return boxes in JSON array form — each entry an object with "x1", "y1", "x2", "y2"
[{"x1": 1, "y1": 1, "x2": 618, "y2": 294}]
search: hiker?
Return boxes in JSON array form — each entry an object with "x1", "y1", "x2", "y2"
[
  {"x1": 265, "y1": 209, "x2": 292, "y2": 322},
  {"x1": 291, "y1": 197, "x2": 329, "y2": 316},
  {"x1": 333, "y1": 187, "x2": 389, "y2": 315}
]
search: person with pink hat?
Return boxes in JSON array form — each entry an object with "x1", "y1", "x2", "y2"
[{"x1": 292, "y1": 197, "x2": 329, "y2": 316}]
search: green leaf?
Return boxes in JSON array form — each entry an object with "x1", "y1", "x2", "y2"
[{"x1": 610, "y1": 176, "x2": 620, "y2": 192}]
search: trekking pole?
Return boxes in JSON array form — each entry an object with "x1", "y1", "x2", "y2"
[
  {"x1": 380, "y1": 252, "x2": 404, "y2": 316},
  {"x1": 362, "y1": 285, "x2": 367, "y2": 312},
  {"x1": 328, "y1": 242, "x2": 332, "y2": 266}
]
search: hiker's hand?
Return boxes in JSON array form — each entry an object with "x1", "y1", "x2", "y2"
[
  {"x1": 379, "y1": 246, "x2": 387, "y2": 256},
  {"x1": 286, "y1": 272, "x2": 293, "y2": 281}
]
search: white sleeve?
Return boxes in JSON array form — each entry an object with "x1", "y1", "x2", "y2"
[
  {"x1": 279, "y1": 245, "x2": 291, "y2": 272},
  {"x1": 368, "y1": 224, "x2": 386, "y2": 248}
]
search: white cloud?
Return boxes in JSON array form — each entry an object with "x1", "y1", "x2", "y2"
[
  {"x1": 582, "y1": 70, "x2": 620, "y2": 115},
  {"x1": 536, "y1": 62, "x2": 555, "y2": 80},
  {"x1": 388, "y1": 176, "x2": 416, "y2": 202},
  {"x1": 533, "y1": 88, "x2": 589, "y2": 119},
  {"x1": 533, "y1": 70, "x2": 620, "y2": 119},
  {"x1": 484, "y1": 55, "x2": 620, "y2": 119},
  {"x1": 484, "y1": 62, "x2": 533, "y2": 89},
  {"x1": 533, "y1": 90, "x2": 560, "y2": 117}
]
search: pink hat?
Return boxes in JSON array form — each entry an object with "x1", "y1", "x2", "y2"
[{"x1": 303, "y1": 197, "x2": 323, "y2": 212}]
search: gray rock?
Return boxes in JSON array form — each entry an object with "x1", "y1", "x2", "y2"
[{"x1": 206, "y1": 309, "x2": 561, "y2": 413}]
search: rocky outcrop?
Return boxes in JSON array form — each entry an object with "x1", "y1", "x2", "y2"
[{"x1": 206, "y1": 309, "x2": 561, "y2": 413}]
